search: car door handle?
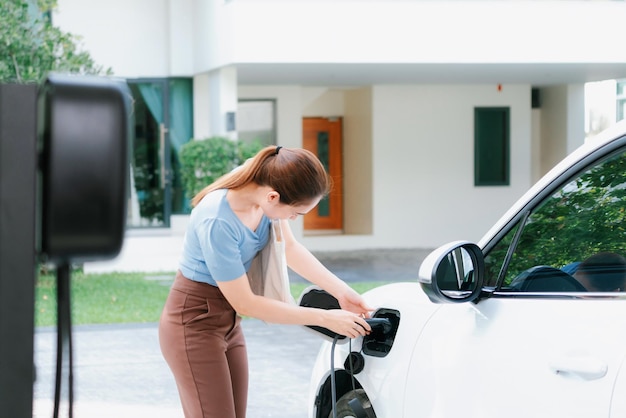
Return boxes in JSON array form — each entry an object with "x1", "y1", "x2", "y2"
[{"x1": 549, "y1": 355, "x2": 608, "y2": 380}]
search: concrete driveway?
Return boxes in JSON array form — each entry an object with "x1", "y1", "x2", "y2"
[{"x1": 34, "y1": 320, "x2": 322, "y2": 418}]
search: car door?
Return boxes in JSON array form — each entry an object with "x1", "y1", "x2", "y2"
[{"x1": 407, "y1": 142, "x2": 626, "y2": 417}]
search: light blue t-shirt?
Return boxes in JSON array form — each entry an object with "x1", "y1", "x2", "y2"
[{"x1": 179, "y1": 189, "x2": 270, "y2": 286}]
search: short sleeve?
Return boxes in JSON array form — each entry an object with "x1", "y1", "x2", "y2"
[{"x1": 196, "y1": 218, "x2": 246, "y2": 282}]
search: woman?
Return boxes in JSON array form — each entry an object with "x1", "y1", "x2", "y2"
[{"x1": 158, "y1": 145, "x2": 372, "y2": 418}]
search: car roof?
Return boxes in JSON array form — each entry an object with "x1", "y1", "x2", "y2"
[{"x1": 478, "y1": 119, "x2": 626, "y2": 249}]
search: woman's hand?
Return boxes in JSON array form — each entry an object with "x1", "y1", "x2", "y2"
[
  {"x1": 322, "y1": 309, "x2": 371, "y2": 339},
  {"x1": 337, "y1": 287, "x2": 373, "y2": 318}
]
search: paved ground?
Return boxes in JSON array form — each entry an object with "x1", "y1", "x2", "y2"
[
  {"x1": 33, "y1": 321, "x2": 321, "y2": 418},
  {"x1": 33, "y1": 248, "x2": 432, "y2": 418},
  {"x1": 304, "y1": 248, "x2": 432, "y2": 283}
]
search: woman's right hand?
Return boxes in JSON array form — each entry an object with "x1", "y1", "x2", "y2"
[{"x1": 321, "y1": 309, "x2": 371, "y2": 339}]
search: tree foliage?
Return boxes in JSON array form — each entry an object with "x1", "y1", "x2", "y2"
[
  {"x1": 514, "y1": 151, "x2": 626, "y2": 267},
  {"x1": 0, "y1": 0, "x2": 110, "y2": 83}
]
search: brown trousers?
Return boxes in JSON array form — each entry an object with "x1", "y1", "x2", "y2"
[{"x1": 159, "y1": 271, "x2": 248, "y2": 418}]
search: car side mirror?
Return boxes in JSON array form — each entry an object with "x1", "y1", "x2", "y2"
[{"x1": 418, "y1": 241, "x2": 485, "y2": 303}]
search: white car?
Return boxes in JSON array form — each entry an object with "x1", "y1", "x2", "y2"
[{"x1": 303, "y1": 121, "x2": 626, "y2": 418}]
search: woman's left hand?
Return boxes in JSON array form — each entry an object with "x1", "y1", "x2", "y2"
[{"x1": 337, "y1": 288, "x2": 373, "y2": 317}]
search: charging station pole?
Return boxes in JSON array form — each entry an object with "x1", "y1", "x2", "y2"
[{"x1": 0, "y1": 84, "x2": 38, "y2": 417}]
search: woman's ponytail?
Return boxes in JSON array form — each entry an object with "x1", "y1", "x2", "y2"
[{"x1": 191, "y1": 145, "x2": 330, "y2": 207}]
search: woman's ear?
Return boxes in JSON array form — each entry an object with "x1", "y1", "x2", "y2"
[{"x1": 267, "y1": 190, "x2": 280, "y2": 203}]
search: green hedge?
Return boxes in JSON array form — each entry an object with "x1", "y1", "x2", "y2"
[{"x1": 179, "y1": 137, "x2": 264, "y2": 200}]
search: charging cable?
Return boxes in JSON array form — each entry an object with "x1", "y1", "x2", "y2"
[
  {"x1": 329, "y1": 318, "x2": 392, "y2": 418},
  {"x1": 330, "y1": 335, "x2": 340, "y2": 418},
  {"x1": 53, "y1": 262, "x2": 74, "y2": 418}
]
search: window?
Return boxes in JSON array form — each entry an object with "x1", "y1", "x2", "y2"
[
  {"x1": 237, "y1": 100, "x2": 276, "y2": 147},
  {"x1": 485, "y1": 147, "x2": 626, "y2": 292},
  {"x1": 474, "y1": 107, "x2": 510, "y2": 186},
  {"x1": 127, "y1": 78, "x2": 193, "y2": 226}
]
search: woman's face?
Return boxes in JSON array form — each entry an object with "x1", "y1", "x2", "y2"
[
  {"x1": 263, "y1": 192, "x2": 321, "y2": 220},
  {"x1": 282, "y1": 200, "x2": 320, "y2": 220}
]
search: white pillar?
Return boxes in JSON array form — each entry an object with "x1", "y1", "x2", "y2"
[
  {"x1": 540, "y1": 83, "x2": 586, "y2": 175},
  {"x1": 209, "y1": 66, "x2": 238, "y2": 140},
  {"x1": 193, "y1": 72, "x2": 210, "y2": 139},
  {"x1": 192, "y1": 66, "x2": 239, "y2": 140},
  {"x1": 565, "y1": 83, "x2": 585, "y2": 155}
]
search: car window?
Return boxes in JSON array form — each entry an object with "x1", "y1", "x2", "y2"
[{"x1": 485, "y1": 148, "x2": 626, "y2": 293}]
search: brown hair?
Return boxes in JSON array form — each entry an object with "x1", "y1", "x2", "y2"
[{"x1": 191, "y1": 146, "x2": 332, "y2": 207}]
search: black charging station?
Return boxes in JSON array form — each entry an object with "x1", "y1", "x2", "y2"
[
  {"x1": 0, "y1": 74, "x2": 132, "y2": 417},
  {"x1": 0, "y1": 82, "x2": 39, "y2": 418},
  {"x1": 38, "y1": 74, "x2": 131, "y2": 262}
]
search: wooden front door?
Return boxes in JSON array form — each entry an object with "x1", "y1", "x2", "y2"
[{"x1": 302, "y1": 117, "x2": 343, "y2": 231}]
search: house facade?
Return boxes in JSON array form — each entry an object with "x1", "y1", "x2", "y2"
[{"x1": 53, "y1": 0, "x2": 626, "y2": 272}]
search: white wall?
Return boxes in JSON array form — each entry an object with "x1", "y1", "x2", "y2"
[
  {"x1": 56, "y1": 0, "x2": 626, "y2": 78},
  {"x1": 541, "y1": 86, "x2": 568, "y2": 174},
  {"x1": 531, "y1": 108, "x2": 542, "y2": 184},
  {"x1": 286, "y1": 83, "x2": 534, "y2": 251},
  {"x1": 193, "y1": 0, "x2": 234, "y2": 73},
  {"x1": 540, "y1": 85, "x2": 586, "y2": 175},
  {"x1": 343, "y1": 88, "x2": 374, "y2": 235},
  {"x1": 55, "y1": 0, "x2": 194, "y2": 77},
  {"x1": 370, "y1": 84, "x2": 532, "y2": 248},
  {"x1": 223, "y1": 1, "x2": 626, "y2": 65},
  {"x1": 585, "y1": 80, "x2": 617, "y2": 137},
  {"x1": 302, "y1": 88, "x2": 345, "y2": 117},
  {"x1": 193, "y1": 73, "x2": 211, "y2": 138},
  {"x1": 168, "y1": 0, "x2": 194, "y2": 75},
  {"x1": 566, "y1": 84, "x2": 586, "y2": 155},
  {"x1": 208, "y1": 67, "x2": 239, "y2": 139}
]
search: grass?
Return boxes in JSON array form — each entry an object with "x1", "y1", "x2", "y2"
[{"x1": 35, "y1": 271, "x2": 391, "y2": 327}]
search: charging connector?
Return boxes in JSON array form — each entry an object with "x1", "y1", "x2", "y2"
[
  {"x1": 362, "y1": 310, "x2": 400, "y2": 358},
  {"x1": 364, "y1": 318, "x2": 392, "y2": 334}
]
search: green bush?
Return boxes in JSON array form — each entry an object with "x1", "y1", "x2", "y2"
[{"x1": 179, "y1": 137, "x2": 264, "y2": 200}]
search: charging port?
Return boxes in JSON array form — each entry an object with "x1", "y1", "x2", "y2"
[{"x1": 362, "y1": 309, "x2": 400, "y2": 357}]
